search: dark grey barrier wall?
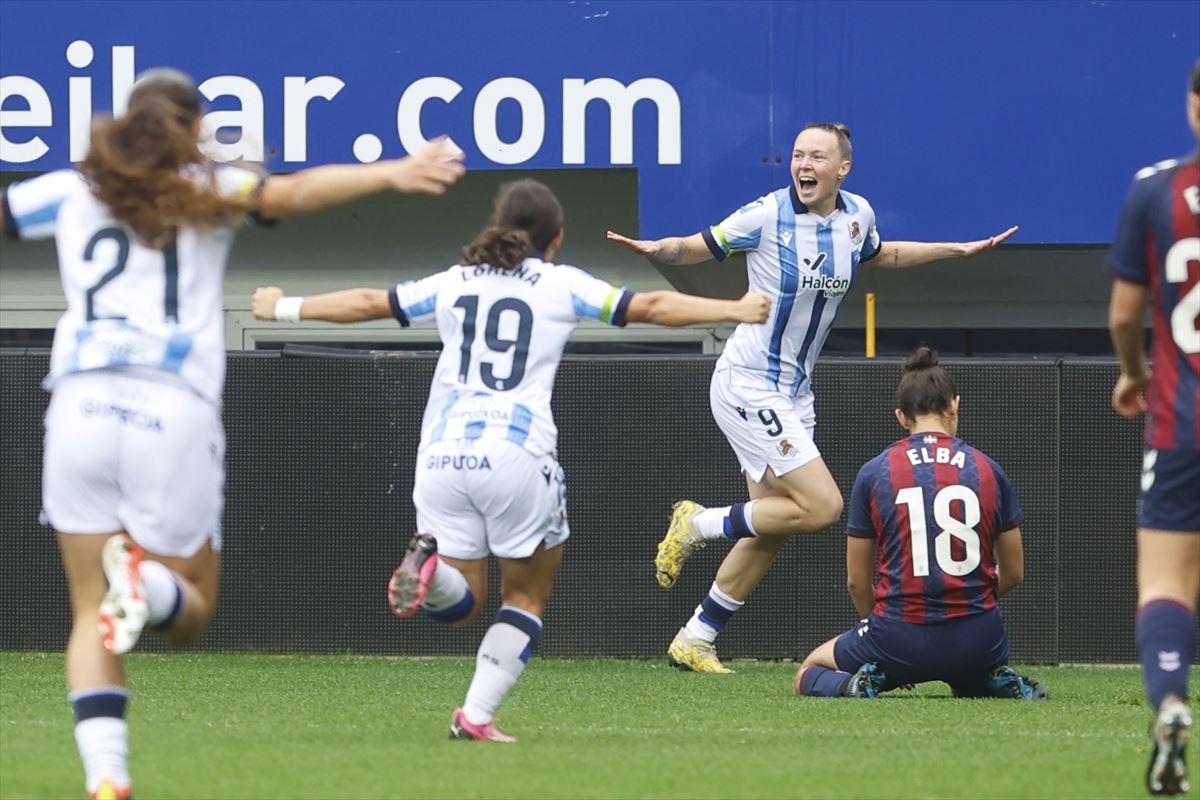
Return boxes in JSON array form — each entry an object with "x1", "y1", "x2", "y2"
[{"x1": 0, "y1": 352, "x2": 1169, "y2": 663}]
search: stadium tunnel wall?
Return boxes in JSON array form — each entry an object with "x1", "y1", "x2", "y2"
[{"x1": 0, "y1": 351, "x2": 1187, "y2": 665}]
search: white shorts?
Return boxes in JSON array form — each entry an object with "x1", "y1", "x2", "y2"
[
  {"x1": 413, "y1": 439, "x2": 569, "y2": 560},
  {"x1": 709, "y1": 367, "x2": 821, "y2": 483},
  {"x1": 42, "y1": 369, "x2": 224, "y2": 558}
]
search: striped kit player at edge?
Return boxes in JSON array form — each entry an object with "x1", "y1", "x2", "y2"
[
  {"x1": 608, "y1": 122, "x2": 1019, "y2": 673},
  {"x1": 1105, "y1": 59, "x2": 1200, "y2": 798}
]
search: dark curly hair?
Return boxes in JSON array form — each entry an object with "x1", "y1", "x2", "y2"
[{"x1": 78, "y1": 68, "x2": 253, "y2": 248}]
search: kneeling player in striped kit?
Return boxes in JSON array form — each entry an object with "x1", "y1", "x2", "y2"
[
  {"x1": 253, "y1": 179, "x2": 770, "y2": 741},
  {"x1": 794, "y1": 347, "x2": 1045, "y2": 702}
]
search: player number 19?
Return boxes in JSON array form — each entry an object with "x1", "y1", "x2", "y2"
[{"x1": 895, "y1": 485, "x2": 982, "y2": 577}]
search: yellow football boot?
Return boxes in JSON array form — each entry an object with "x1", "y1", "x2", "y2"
[
  {"x1": 655, "y1": 500, "x2": 707, "y2": 589},
  {"x1": 89, "y1": 780, "x2": 131, "y2": 800},
  {"x1": 667, "y1": 627, "x2": 733, "y2": 673}
]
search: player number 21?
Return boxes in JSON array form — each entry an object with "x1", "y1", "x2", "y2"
[{"x1": 895, "y1": 485, "x2": 981, "y2": 577}]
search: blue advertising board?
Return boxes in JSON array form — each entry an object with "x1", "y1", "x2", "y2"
[{"x1": 1, "y1": 0, "x2": 1196, "y2": 242}]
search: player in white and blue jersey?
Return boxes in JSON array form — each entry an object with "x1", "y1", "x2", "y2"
[
  {"x1": 251, "y1": 178, "x2": 770, "y2": 741},
  {"x1": 0, "y1": 68, "x2": 463, "y2": 799},
  {"x1": 609, "y1": 123, "x2": 1018, "y2": 672}
]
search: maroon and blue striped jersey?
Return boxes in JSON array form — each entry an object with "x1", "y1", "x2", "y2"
[
  {"x1": 1107, "y1": 153, "x2": 1200, "y2": 451},
  {"x1": 846, "y1": 432, "x2": 1024, "y2": 624}
]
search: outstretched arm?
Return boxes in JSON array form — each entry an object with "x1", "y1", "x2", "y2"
[
  {"x1": 252, "y1": 286, "x2": 391, "y2": 323},
  {"x1": 256, "y1": 138, "x2": 464, "y2": 220},
  {"x1": 872, "y1": 226, "x2": 1019, "y2": 269},
  {"x1": 625, "y1": 291, "x2": 770, "y2": 327},
  {"x1": 606, "y1": 230, "x2": 714, "y2": 266}
]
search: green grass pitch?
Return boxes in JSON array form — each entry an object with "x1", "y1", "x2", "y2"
[{"x1": 1, "y1": 653, "x2": 1195, "y2": 799}]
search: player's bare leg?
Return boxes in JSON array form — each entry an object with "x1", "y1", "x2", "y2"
[
  {"x1": 429, "y1": 554, "x2": 488, "y2": 626},
  {"x1": 139, "y1": 540, "x2": 220, "y2": 646},
  {"x1": 656, "y1": 458, "x2": 840, "y2": 593},
  {"x1": 389, "y1": 533, "x2": 487, "y2": 626},
  {"x1": 451, "y1": 543, "x2": 562, "y2": 743},
  {"x1": 59, "y1": 533, "x2": 133, "y2": 799},
  {"x1": 60, "y1": 530, "x2": 221, "y2": 798},
  {"x1": 665, "y1": 460, "x2": 842, "y2": 673},
  {"x1": 1137, "y1": 529, "x2": 1198, "y2": 796},
  {"x1": 714, "y1": 459, "x2": 842, "y2": 600}
]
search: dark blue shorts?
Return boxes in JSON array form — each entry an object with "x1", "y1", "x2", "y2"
[
  {"x1": 833, "y1": 609, "x2": 1011, "y2": 692},
  {"x1": 1139, "y1": 448, "x2": 1200, "y2": 532}
]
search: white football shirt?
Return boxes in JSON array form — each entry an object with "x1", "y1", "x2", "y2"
[
  {"x1": 389, "y1": 257, "x2": 634, "y2": 458},
  {"x1": 2, "y1": 165, "x2": 263, "y2": 404},
  {"x1": 704, "y1": 185, "x2": 881, "y2": 398}
]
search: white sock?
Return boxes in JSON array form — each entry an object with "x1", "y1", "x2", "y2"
[
  {"x1": 741, "y1": 501, "x2": 760, "y2": 536},
  {"x1": 74, "y1": 717, "x2": 130, "y2": 793},
  {"x1": 421, "y1": 557, "x2": 470, "y2": 611},
  {"x1": 684, "y1": 582, "x2": 745, "y2": 643},
  {"x1": 462, "y1": 606, "x2": 542, "y2": 725},
  {"x1": 693, "y1": 507, "x2": 731, "y2": 539},
  {"x1": 139, "y1": 560, "x2": 183, "y2": 627},
  {"x1": 693, "y1": 502, "x2": 759, "y2": 541}
]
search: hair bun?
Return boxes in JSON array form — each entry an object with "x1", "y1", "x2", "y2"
[
  {"x1": 902, "y1": 345, "x2": 939, "y2": 373},
  {"x1": 834, "y1": 123, "x2": 851, "y2": 140}
]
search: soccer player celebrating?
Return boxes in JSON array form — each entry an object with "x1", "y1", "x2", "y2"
[
  {"x1": 1106, "y1": 60, "x2": 1200, "y2": 797},
  {"x1": 251, "y1": 179, "x2": 770, "y2": 742},
  {"x1": 608, "y1": 123, "x2": 1017, "y2": 672},
  {"x1": 792, "y1": 346, "x2": 1045, "y2": 701},
  {"x1": 0, "y1": 68, "x2": 463, "y2": 799}
]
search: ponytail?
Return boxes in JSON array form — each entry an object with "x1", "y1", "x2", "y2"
[
  {"x1": 461, "y1": 226, "x2": 534, "y2": 269},
  {"x1": 895, "y1": 345, "x2": 957, "y2": 420},
  {"x1": 460, "y1": 179, "x2": 563, "y2": 269}
]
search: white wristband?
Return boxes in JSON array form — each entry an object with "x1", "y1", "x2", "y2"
[{"x1": 274, "y1": 297, "x2": 304, "y2": 323}]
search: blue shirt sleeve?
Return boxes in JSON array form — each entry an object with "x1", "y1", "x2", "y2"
[
  {"x1": 1106, "y1": 173, "x2": 1153, "y2": 285},
  {"x1": 702, "y1": 197, "x2": 768, "y2": 262},
  {"x1": 990, "y1": 458, "x2": 1024, "y2": 532},
  {"x1": 388, "y1": 272, "x2": 445, "y2": 327},
  {"x1": 845, "y1": 464, "x2": 876, "y2": 538},
  {"x1": 561, "y1": 265, "x2": 634, "y2": 327},
  {"x1": 2, "y1": 169, "x2": 78, "y2": 241}
]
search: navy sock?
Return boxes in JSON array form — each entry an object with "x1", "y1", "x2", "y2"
[
  {"x1": 722, "y1": 502, "x2": 756, "y2": 540},
  {"x1": 1135, "y1": 599, "x2": 1195, "y2": 709},
  {"x1": 425, "y1": 589, "x2": 475, "y2": 624},
  {"x1": 69, "y1": 687, "x2": 130, "y2": 793},
  {"x1": 800, "y1": 666, "x2": 854, "y2": 697},
  {"x1": 70, "y1": 688, "x2": 128, "y2": 723}
]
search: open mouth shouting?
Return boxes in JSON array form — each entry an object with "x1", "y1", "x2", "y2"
[{"x1": 796, "y1": 175, "x2": 820, "y2": 200}]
